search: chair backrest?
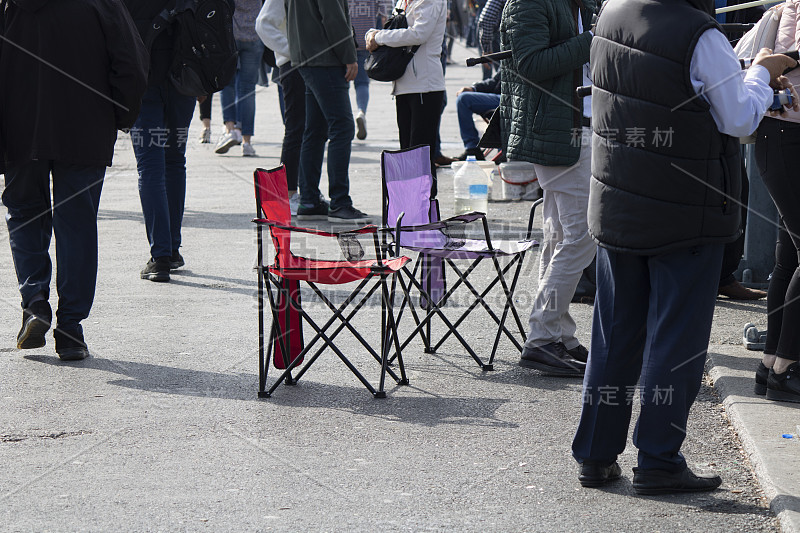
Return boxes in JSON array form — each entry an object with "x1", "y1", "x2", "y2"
[
  {"x1": 381, "y1": 145, "x2": 446, "y2": 248},
  {"x1": 254, "y1": 166, "x2": 291, "y2": 266}
]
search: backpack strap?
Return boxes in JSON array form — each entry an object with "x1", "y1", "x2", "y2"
[{"x1": 143, "y1": 0, "x2": 197, "y2": 50}]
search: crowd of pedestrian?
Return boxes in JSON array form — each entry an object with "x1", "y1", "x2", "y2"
[{"x1": 2, "y1": 0, "x2": 799, "y2": 500}]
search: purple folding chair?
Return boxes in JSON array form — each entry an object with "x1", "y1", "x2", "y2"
[{"x1": 381, "y1": 145, "x2": 542, "y2": 370}]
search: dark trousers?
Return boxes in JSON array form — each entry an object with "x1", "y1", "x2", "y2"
[
  {"x1": 572, "y1": 243, "x2": 723, "y2": 471},
  {"x1": 279, "y1": 64, "x2": 306, "y2": 192},
  {"x1": 2, "y1": 160, "x2": 105, "y2": 328},
  {"x1": 755, "y1": 117, "x2": 800, "y2": 361},
  {"x1": 131, "y1": 83, "x2": 196, "y2": 259},
  {"x1": 298, "y1": 66, "x2": 354, "y2": 210},
  {"x1": 396, "y1": 91, "x2": 445, "y2": 195},
  {"x1": 199, "y1": 95, "x2": 212, "y2": 121},
  {"x1": 719, "y1": 159, "x2": 749, "y2": 287}
]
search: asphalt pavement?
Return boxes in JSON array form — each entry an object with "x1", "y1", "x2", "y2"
[{"x1": 0, "y1": 42, "x2": 797, "y2": 533}]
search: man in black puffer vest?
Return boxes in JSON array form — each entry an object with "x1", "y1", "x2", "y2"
[{"x1": 571, "y1": 0, "x2": 797, "y2": 495}]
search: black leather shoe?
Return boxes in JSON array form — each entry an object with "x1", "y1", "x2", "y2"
[
  {"x1": 519, "y1": 342, "x2": 586, "y2": 377},
  {"x1": 766, "y1": 362, "x2": 800, "y2": 403},
  {"x1": 17, "y1": 300, "x2": 52, "y2": 349},
  {"x1": 579, "y1": 461, "x2": 622, "y2": 488},
  {"x1": 755, "y1": 361, "x2": 769, "y2": 396},
  {"x1": 54, "y1": 326, "x2": 90, "y2": 361},
  {"x1": 566, "y1": 344, "x2": 589, "y2": 363},
  {"x1": 632, "y1": 466, "x2": 722, "y2": 495}
]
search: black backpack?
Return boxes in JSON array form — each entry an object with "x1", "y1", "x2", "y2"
[
  {"x1": 145, "y1": 0, "x2": 238, "y2": 97},
  {"x1": 364, "y1": 9, "x2": 420, "y2": 82}
]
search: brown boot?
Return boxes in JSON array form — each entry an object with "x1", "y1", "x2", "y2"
[{"x1": 718, "y1": 280, "x2": 767, "y2": 300}]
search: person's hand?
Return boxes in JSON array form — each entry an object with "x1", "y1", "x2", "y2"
[
  {"x1": 767, "y1": 76, "x2": 800, "y2": 116},
  {"x1": 456, "y1": 86, "x2": 474, "y2": 96},
  {"x1": 366, "y1": 30, "x2": 379, "y2": 52},
  {"x1": 752, "y1": 48, "x2": 800, "y2": 88},
  {"x1": 345, "y1": 62, "x2": 358, "y2": 82}
]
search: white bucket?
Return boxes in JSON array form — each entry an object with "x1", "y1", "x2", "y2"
[{"x1": 499, "y1": 161, "x2": 539, "y2": 201}]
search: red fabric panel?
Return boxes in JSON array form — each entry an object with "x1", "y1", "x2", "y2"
[{"x1": 269, "y1": 256, "x2": 410, "y2": 284}]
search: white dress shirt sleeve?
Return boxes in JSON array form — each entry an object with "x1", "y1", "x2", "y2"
[{"x1": 690, "y1": 28, "x2": 773, "y2": 138}]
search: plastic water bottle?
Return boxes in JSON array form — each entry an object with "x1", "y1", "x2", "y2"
[{"x1": 454, "y1": 156, "x2": 489, "y2": 215}]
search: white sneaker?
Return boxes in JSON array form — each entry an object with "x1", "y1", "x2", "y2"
[
  {"x1": 214, "y1": 129, "x2": 242, "y2": 154},
  {"x1": 198, "y1": 127, "x2": 211, "y2": 144},
  {"x1": 289, "y1": 192, "x2": 300, "y2": 216},
  {"x1": 355, "y1": 111, "x2": 367, "y2": 140},
  {"x1": 242, "y1": 142, "x2": 256, "y2": 157}
]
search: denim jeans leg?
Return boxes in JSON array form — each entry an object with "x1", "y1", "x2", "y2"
[
  {"x1": 457, "y1": 92, "x2": 501, "y2": 149},
  {"x1": 220, "y1": 79, "x2": 237, "y2": 125},
  {"x1": 299, "y1": 66, "x2": 354, "y2": 211},
  {"x1": 354, "y1": 49, "x2": 370, "y2": 113},
  {"x1": 2, "y1": 160, "x2": 53, "y2": 307},
  {"x1": 298, "y1": 68, "x2": 329, "y2": 206},
  {"x1": 164, "y1": 84, "x2": 195, "y2": 253},
  {"x1": 52, "y1": 162, "x2": 105, "y2": 328},
  {"x1": 235, "y1": 39, "x2": 262, "y2": 136}
]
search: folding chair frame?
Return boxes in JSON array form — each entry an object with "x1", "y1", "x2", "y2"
[
  {"x1": 254, "y1": 167, "x2": 409, "y2": 398},
  {"x1": 380, "y1": 146, "x2": 541, "y2": 371}
]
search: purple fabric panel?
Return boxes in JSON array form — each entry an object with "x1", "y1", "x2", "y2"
[{"x1": 383, "y1": 146, "x2": 432, "y2": 184}]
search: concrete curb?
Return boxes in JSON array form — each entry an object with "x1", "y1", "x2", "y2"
[{"x1": 709, "y1": 345, "x2": 800, "y2": 533}]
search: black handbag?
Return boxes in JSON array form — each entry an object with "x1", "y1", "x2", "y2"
[{"x1": 364, "y1": 9, "x2": 420, "y2": 82}]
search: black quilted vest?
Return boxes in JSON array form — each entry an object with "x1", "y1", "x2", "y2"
[{"x1": 589, "y1": 0, "x2": 742, "y2": 254}]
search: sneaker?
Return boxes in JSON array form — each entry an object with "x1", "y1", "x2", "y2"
[
  {"x1": 141, "y1": 257, "x2": 171, "y2": 282},
  {"x1": 17, "y1": 300, "x2": 52, "y2": 349},
  {"x1": 214, "y1": 129, "x2": 242, "y2": 154},
  {"x1": 242, "y1": 142, "x2": 257, "y2": 157},
  {"x1": 54, "y1": 325, "x2": 89, "y2": 361},
  {"x1": 289, "y1": 193, "x2": 300, "y2": 216},
  {"x1": 455, "y1": 147, "x2": 485, "y2": 161},
  {"x1": 356, "y1": 111, "x2": 367, "y2": 140},
  {"x1": 169, "y1": 250, "x2": 185, "y2": 270},
  {"x1": 199, "y1": 127, "x2": 211, "y2": 144},
  {"x1": 328, "y1": 205, "x2": 373, "y2": 224},
  {"x1": 296, "y1": 199, "x2": 330, "y2": 221}
]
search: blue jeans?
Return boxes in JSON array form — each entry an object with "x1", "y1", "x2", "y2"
[
  {"x1": 220, "y1": 39, "x2": 262, "y2": 136},
  {"x1": 298, "y1": 66, "x2": 354, "y2": 210},
  {"x1": 3, "y1": 160, "x2": 104, "y2": 328},
  {"x1": 572, "y1": 244, "x2": 724, "y2": 471},
  {"x1": 457, "y1": 91, "x2": 500, "y2": 149},
  {"x1": 132, "y1": 82, "x2": 195, "y2": 259},
  {"x1": 354, "y1": 49, "x2": 370, "y2": 114}
]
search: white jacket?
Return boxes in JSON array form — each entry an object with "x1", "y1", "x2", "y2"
[
  {"x1": 373, "y1": 0, "x2": 446, "y2": 95},
  {"x1": 255, "y1": 0, "x2": 290, "y2": 67}
]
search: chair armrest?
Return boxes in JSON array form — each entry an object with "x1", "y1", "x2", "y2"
[
  {"x1": 526, "y1": 198, "x2": 544, "y2": 241},
  {"x1": 378, "y1": 212, "x2": 485, "y2": 233},
  {"x1": 252, "y1": 218, "x2": 378, "y2": 237}
]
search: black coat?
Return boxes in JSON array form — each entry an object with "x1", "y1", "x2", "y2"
[
  {"x1": 0, "y1": 0, "x2": 149, "y2": 172},
  {"x1": 122, "y1": 0, "x2": 176, "y2": 87}
]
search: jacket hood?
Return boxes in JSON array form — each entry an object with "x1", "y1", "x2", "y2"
[{"x1": 11, "y1": 0, "x2": 51, "y2": 12}]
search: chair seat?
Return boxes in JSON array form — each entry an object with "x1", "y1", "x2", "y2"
[
  {"x1": 403, "y1": 238, "x2": 537, "y2": 260},
  {"x1": 268, "y1": 255, "x2": 410, "y2": 284}
]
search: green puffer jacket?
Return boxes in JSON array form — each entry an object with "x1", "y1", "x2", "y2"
[{"x1": 499, "y1": 0, "x2": 596, "y2": 166}]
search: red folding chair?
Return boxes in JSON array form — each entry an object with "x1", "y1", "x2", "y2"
[{"x1": 253, "y1": 166, "x2": 411, "y2": 398}]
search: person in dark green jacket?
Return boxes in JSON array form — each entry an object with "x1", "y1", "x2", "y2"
[{"x1": 499, "y1": 0, "x2": 597, "y2": 377}]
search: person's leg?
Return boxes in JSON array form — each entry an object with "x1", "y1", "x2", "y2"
[
  {"x1": 765, "y1": 223, "x2": 795, "y2": 357},
  {"x1": 132, "y1": 85, "x2": 172, "y2": 260},
  {"x1": 354, "y1": 49, "x2": 370, "y2": 114},
  {"x1": 280, "y1": 64, "x2": 306, "y2": 193},
  {"x1": 235, "y1": 39, "x2": 262, "y2": 144},
  {"x1": 198, "y1": 95, "x2": 212, "y2": 142},
  {"x1": 408, "y1": 91, "x2": 445, "y2": 194},
  {"x1": 219, "y1": 77, "x2": 237, "y2": 129},
  {"x1": 51, "y1": 162, "x2": 105, "y2": 330},
  {"x1": 526, "y1": 137, "x2": 594, "y2": 349},
  {"x1": 395, "y1": 94, "x2": 413, "y2": 149},
  {"x1": 572, "y1": 247, "x2": 649, "y2": 464},
  {"x1": 301, "y1": 66, "x2": 355, "y2": 211},
  {"x1": 163, "y1": 85, "x2": 196, "y2": 256},
  {"x1": 633, "y1": 244, "x2": 724, "y2": 471},
  {"x1": 297, "y1": 67, "x2": 328, "y2": 207},
  {"x1": 457, "y1": 92, "x2": 499, "y2": 149},
  {"x1": 2, "y1": 160, "x2": 53, "y2": 307}
]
